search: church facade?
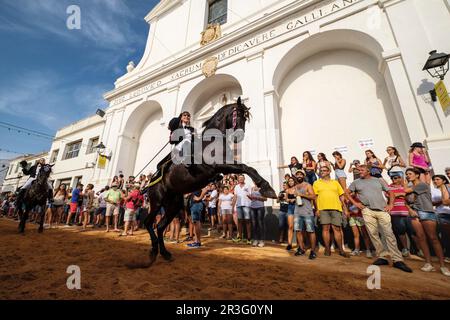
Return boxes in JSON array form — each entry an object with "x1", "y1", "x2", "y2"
[{"x1": 48, "y1": 0, "x2": 450, "y2": 192}]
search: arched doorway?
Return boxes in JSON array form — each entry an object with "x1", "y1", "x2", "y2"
[
  {"x1": 120, "y1": 101, "x2": 165, "y2": 176},
  {"x1": 274, "y1": 30, "x2": 405, "y2": 183},
  {"x1": 182, "y1": 74, "x2": 243, "y2": 128}
]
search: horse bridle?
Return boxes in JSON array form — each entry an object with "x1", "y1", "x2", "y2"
[{"x1": 232, "y1": 108, "x2": 237, "y2": 129}]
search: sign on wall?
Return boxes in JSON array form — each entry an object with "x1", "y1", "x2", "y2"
[
  {"x1": 334, "y1": 145, "x2": 348, "y2": 153},
  {"x1": 435, "y1": 80, "x2": 450, "y2": 116},
  {"x1": 97, "y1": 155, "x2": 107, "y2": 169},
  {"x1": 358, "y1": 138, "x2": 374, "y2": 150}
]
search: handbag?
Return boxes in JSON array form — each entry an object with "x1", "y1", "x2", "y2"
[{"x1": 387, "y1": 156, "x2": 399, "y2": 175}]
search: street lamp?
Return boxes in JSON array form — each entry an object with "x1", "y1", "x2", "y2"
[
  {"x1": 423, "y1": 50, "x2": 450, "y2": 80},
  {"x1": 96, "y1": 109, "x2": 106, "y2": 118},
  {"x1": 93, "y1": 142, "x2": 111, "y2": 160}
]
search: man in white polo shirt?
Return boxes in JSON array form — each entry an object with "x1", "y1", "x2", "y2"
[{"x1": 232, "y1": 174, "x2": 252, "y2": 244}]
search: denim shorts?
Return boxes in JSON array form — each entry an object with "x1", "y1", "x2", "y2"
[
  {"x1": 391, "y1": 215, "x2": 410, "y2": 235},
  {"x1": 237, "y1": 206, "x2": 251, "y2": 220},
  {"x1": 437, "y1": 213, "x2": 450, "y2": 224},
  {"x1": 278, "y1": 211, "x2": 287, "y2": 229},
  {"x1": 287, "y1": 203, "x2": 295, "y2": 215},
  {"x1": 418, "y1": 210, "x2": 437, "y2": 222},
  {"x1": 294, "y1": 215, "x2": 315, "y2": 233},
  {"x1": 208, "y1": 207, "x2": 217, "y2": 217},
  {"x1": 190, "y1": 203, "x2": 203, "y2": 222}
]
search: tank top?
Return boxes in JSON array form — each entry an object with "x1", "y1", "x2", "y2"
[
  {"x1": 431, "y1": 185, "x2": 450, "y2": 215},
  {"x1": 294, "y1": 185, "x2": 313, "y2": 216},
  {"x1": 369, "y1": 159, "x2": 382, "y2": 175},
  {"x1": 278, "y1": 191, "x2": 288, "y2": 212},
  {"x1": 412, "y1": 152, "x2": 428, "y2": 168},
  {"x1": 304, "y1": 160, "x2": 314, "y2": 172},
  {"x1": 386, "y1": 155, "x2": 403, "y2": 173},
  {"x1": 389, "y1": 184, "x2": 409, "y2": 216}
]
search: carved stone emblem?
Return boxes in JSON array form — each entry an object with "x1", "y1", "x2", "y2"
[
  {"x1": 202, "y1": 57, "x2": 218, "y2": 78},
  {"x1": 200, "y1": 24, "x2": 222, "y2": 46}
]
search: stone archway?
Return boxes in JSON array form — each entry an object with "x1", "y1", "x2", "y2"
[
  {"x1": 118, "y1": 100, "x2": 165, "y2": 176},
  {"x1": 182, "y1": 74, "x2": 243, "y2": 128},
  {"x1": 272, "y1": 29, "x2": 407, "y2": 183}
]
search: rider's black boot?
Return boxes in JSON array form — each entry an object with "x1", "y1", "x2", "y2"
[{"x1": 16, "y1": 188, "x2": 26, "y2": 204}]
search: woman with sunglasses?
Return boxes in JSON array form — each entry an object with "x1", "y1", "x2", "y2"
[
  {"x1": 388, "y1": 173, "x2": 413, "y2": 257},
  {"x1": 383, "y1": 146, "x2": 406, "y2": 179},
  {"x1": 405, "y1": 168, "x2": 450, "y2": 276}
]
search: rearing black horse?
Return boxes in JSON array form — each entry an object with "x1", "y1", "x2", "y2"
[
  {"x1": 16, "y1": 164, "x2": 53, "y2": 234},
  {"x1": 142, "y1": 97, "x2": 277, "y2": 266}
]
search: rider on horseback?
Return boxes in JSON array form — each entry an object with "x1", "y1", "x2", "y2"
[
  {"x1": 154, "y1": 111, "x2": 195, "y2": 178},
  {"x1": 16, "y1": 158, "x2": 54, "y2": 203}
]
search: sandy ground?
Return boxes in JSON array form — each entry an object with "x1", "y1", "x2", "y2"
[{"x1": 1, "y1": 218, "x2": 449, "y2": 300}]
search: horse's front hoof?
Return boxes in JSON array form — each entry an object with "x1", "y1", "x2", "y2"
[
  {"x1": 260, "y1": 183, "x2": 277, "y2": 199},
  {"x1": 161, "y1": 251, "x2": 173, "y2": 261}
]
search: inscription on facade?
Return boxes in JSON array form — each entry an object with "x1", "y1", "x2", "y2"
[{"x1": 111, "y1": 0, "x2": 361, "y2": 106}]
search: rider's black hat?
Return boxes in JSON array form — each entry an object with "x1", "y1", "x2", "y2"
[{"x1": 168, "y1": 116, "x2": 180, "y2": 132}]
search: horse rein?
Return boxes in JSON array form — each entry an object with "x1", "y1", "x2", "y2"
[{"x1": 232, "y1": 108, "x2": 237, "y2": 129}]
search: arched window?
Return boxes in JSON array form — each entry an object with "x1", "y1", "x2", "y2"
[{"x1": 208, "y1": 0, "x2": 227, "y2": 25}]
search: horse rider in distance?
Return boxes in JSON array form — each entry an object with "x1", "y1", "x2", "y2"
[{"x1": 16, "y1": 158, "x2": 54, "y2": 203}]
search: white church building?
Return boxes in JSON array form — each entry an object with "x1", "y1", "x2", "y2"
[{"x1": 48, "y1": 0, "x2": 450, "y2": 192}]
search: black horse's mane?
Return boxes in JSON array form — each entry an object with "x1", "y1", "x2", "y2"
[{"x1": 202, "y1": 102, "x2": 250, "y2": 130}]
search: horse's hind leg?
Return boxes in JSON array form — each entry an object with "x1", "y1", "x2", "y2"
[
  {"x1": 18, "y1": 207, "x2": 28, "y2": 234},
  {"x1": 38, "y1": 205, "x2": 45, "y2": 233},
  {"x1": 144, "y1": 206, "x2": 161, "y2": 265}
]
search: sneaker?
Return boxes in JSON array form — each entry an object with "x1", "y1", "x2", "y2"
[
  {"x1": 339, "y1": 251, "x2": 350, "y2": 258},
  {"x1": 257, "y1": 241, "x2": 265, "y2": 248},
  {"x1": 252, "y1": 240, "x2": 258, "y2": 247},
  {"x1": 350, "y1": 249, "x2": 360, "y2": 256},
  {"x1": 185, "y1": 236, "x2": 193, "y2": 242},
  {"x1": 232, "y1": 237, "x2": 242, "y2": 243},
  {"x1": 309, "y1": 251, "x2": 317, "y2": 260},
  {"x1": 445, "y1": 258, "x2": 450, "y2": 264},
  {"x1": 295, "y1": 248, "x2": 305, "y2": 256},
  {"x1": 246, "y1": 239, "x2": 252, "y2": 245},
  {"x1": 402, "y1": 248, "x2": 410, "y2": 257},
  {"x1": 187, "y1": 242, "x2": 201, "y2": 248},
  {"x1": 324, "y1": 249, "x2": 331, "y2": 256},
  {"x1": 440, "y1": 267, "x2": 450, "y2": 277},
  {"x1": 330, "y1": 244, "x2": 335, "y2": 252},
  {"x1": 421, "y1": 263, "x2": 435, "y2": 272},
  {"x1": 393, "y1": 261, "x2": 413, "y2": 273},
  {"x1": 286, "y1": 244, "x2": 293, "y2": 251},
  {"x1": 366, "y1": 250, "x2": 373, "y2": 258}
]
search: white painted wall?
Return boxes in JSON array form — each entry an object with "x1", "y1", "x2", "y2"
[{"x1": 279, "y1": 49, "x2": 399, "y2": 184}]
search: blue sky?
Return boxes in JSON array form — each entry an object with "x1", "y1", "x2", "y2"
[{"x1": 0, "y1": 0, "x2": 159, "y2": 159}]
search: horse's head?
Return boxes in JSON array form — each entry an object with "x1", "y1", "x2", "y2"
[
  {"x1": 37, "y1": 164, "x2": 53, "y2": 183},
  {"x1": 203, "y1": 96, "x2": 251, "y2": 142}
]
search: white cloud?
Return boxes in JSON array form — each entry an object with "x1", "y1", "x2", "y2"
[{"x1": 0, "y1": 0, "x2": 143, "y2": 50}]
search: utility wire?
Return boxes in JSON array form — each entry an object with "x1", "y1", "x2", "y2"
[{"x1": 0, "y1": 121, "x2": 54, "y2": 138}]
